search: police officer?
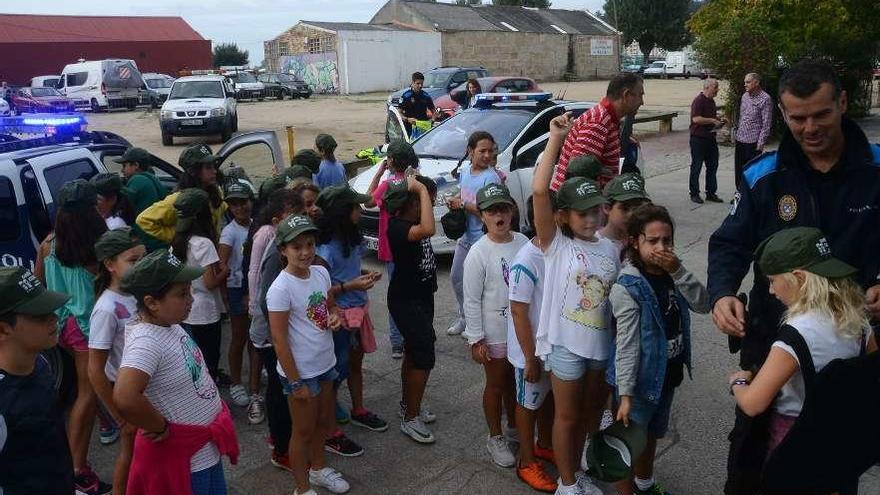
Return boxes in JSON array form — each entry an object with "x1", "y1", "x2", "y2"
[
  {"x1": 708, "y1": 59, "x2": 880, "y2": 495},
  {"x1": 397, "y1": 72, "x2": 436, "y2": 137}
]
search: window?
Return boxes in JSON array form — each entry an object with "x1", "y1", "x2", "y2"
[
  {"x1": 0, "y1": 177, "x2": 20, "y2": 242},
  {"x1": 386, "y1": 109, "x2": 406, "y2": 144},
  {"x1": 169, "y1": 81, "x2": 225, "y2": 100},
  {"x1": 19, "y1": 168, "x2": 50, "y2": 241},
  {"x1": 512, "y1": 138, "x2": 547, "y2": 171},
  {"x1": 306, "y1": 36, "x2": 333, "y2": 54},
  {"x1": 451, "y1": 72, "x2": 468, "y2": 84},
  {"x1": 66, "y1": 72, "x2": 88, "y2": 87},
  {"x1": 43, "y1": 159, "x2": 98, "y2": 204}
]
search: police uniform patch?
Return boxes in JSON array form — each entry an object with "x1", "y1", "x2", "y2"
[
  {"x1": 778, "y1": 195, "x2": 798, "y2": 222},
  {"x1": 729, "y1": 192, "x2": 741, "y2": 216}
]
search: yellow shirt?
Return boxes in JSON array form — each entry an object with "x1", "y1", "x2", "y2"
[{"x1": 136, "y1": 189, "x2": 227, "y2": 244}]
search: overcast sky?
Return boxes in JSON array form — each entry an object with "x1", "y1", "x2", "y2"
[{"x1": 5, "y1": 0, "x2": 606, "y2": 65}]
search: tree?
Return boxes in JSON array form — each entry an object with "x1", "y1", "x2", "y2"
[
  {"x1": 602, "y1": 0, "x2": 692, "y2": 63},
  {"x1": 492, "y1": 0, "x2": 551, "y2": 7},
  {"x1": 213, "y1": 42, "x2": 249, "y2": 68}
]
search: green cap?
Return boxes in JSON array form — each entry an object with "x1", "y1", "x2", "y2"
[
  {"x1": 224, "y1": 181, "x2": 254, "y2": 201},
  {"x1": 566, "y1": 154, "x2": 603, "y2": 181},
  {"x1": 283, "y1": 165, "x2": 313, "y2": 184},
  {"x1": 315, "y1": 133, "x2": 337, "y2": 151},
  {"x1": 586, "y1": 420, "x2": 648, "y2": 482},
  {"x1": 756, "y1": 227, "x2": 857, "y2": 278},
  {"x1": 275, "y1": 214, "x2": 319, "y2": 246},
  {"x1": 120, "y1": 249, "x2": 205, "y2": 299},
  {"x1": 94, "y1": 227, "x2": 143, "y2": 261},
  {"x1": 382, "y1": 178, "x2": 409, "y2": 214},
  {"x1": 90, "y1": 172, "x2": 129, "y2": 197},
  {"x1": 0, "y1": 266, "x2": 70, "y2": 316},
  {"x1": 386, "y1": 140, "x2": 418, "y2": 169},
  {"x1": 259, "y1": 175, "x2": 287, "y2": 202},
  {"x1": 316, "y1": 184, "x2": 371, "y2": 212},
  {"x1": 113, "y1": 147, "x2": 151, "y2": 165},
  {"x1": 179, "y1": 143, "x2": 217, "y2": 170},
  {"x1": 58, "y1": 179, "x2": 97, "y2": 210},
  {"x1": 292, "y1": 149, "x2": 321, "y2": 174},
  {"x1": 604, "y1": 173, "x2": 649, "y2": 202},
  {"x1": 224, "y1": 165, "x2": 251, "y2": 184},
  {"x1": 173, "y1": 188, "x2": 209, "y2": 233},
  {"x1": 556, "y1": 177, "x2": 607, "y2": 211},
  {"x1": 476, "y1": 183, "x2": 515, "y2": 210}
]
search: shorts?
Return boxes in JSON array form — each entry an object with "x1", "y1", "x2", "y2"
[
  {"x1": 280, "y1": 368, "x2": 339, "y2": 398},
  {"x1": 615, "y1": 386, "x2": 676, "y2": 438},
  {"x1": 545, "y1": 345, "x2": 606, "y2": 381},
  {"x1": 226, "y1": 287, "x2": 247, "y2": 317},
  {"x1": 332, "y1": 328, "x2": 362, "y2": 383},
  {"x1": 487, "y1": 342, "x2": 507, "y2": 360},
  {"x1": 389, "y1": 297, "x2": 436, "y2": 370},
  {"x1": 190, "y1": 461, "x2": 227, "y2": 495},
  {"x1": 60, "y1": 316, "x2": 88, "y2": 352},
  {"x1": 514, "y1": 366, "x2": 551, "y2": 411}
]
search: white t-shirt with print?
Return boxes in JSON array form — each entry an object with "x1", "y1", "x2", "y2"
[
  {"x1": 536, "y1": 229, "x2": 620, "y2": 361},
  {"x1": 219, "y1": 220, "x2": 250, "y2": 288},
  {"x1": 265, "y1": 266, "x2": 336, "y2": 380},
  {"x1": 597, "y1": 230, "x2": 625, "y2": 262},
  {"x1": 184, "y1": 235, "x2": 224, "y2": 325},
  {"x1": 507, "y1": 240, "x2": 545, "y2": 369},
  {"x1": 771, "y1": 311, "x2": 862, "y2": 416},
  {"x1": 120, "y1": 321, "x2": 222, "y2": 472},
  {"x1": 88, "y1": 289, "x2": 137, "y2": 381},
  {"x1": 105, "y1": 216, "x2": 127, "y2": 230}
]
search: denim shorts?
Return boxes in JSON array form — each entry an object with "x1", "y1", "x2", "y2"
[
  {"x1": 226, "y1": 287, "x2": 247, "y2": 316},
  {"x1": 615, "y1": 386, "x2": 676, "y2": 439},
  {"x1": 280, "y1": 368, "x2": 338, "y2": 397},
  {"x1": 545, "y1": 345, "x2": 607, "y2": 381}
]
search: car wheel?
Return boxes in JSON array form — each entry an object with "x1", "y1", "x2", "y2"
[
  {"x1": 303, "y1": 94, "x2": 311, "y2": 99},
  {"x1": 277, "y1": 90, "x2": 285, "y2": 101},
  {"x1": 90, "y1": 98, "x2": 105, "y2": 113},
  {"x1": 150, "y1": 98, "x2": 159, "y2": 109},
  {"x1": 161, "y1": 129, "x2": 173, "y2": 146},
  {"x1": 221, "y1": 122, "x2": 232, "y2": 142}
]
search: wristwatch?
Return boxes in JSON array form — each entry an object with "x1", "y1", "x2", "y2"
[
  {"x1": 729, "y1": 378, "x2": 749, "y2": 395},
  {"x1": 283, "y1": 379, "x2": 305, "y2": 394}
]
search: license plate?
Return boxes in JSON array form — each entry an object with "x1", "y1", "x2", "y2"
[
  {"x1": 181, "y1": 119, "x2": 203, "y2": 126},
  {"x1": 364, "y1": 237, "x2": 379, "y2": 251}
]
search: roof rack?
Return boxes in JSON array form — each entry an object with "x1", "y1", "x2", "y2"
[
  {"x1": 472, "y1": 92, "x2": 553, "y2": 108},
  {"x1": 0, "y1": 130, "x2": 131, "y2": 154}
]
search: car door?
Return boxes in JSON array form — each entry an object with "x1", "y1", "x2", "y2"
[
  {"x1": 385, "y1": 106, "x2": 409, "y2": 144},
  {"x1": 215, "y1": 130, "x2": 285, "y2": 177},
  {"x1": 505, "y1": 134, "x2": 548, "y2": 232},
  {"x1": 224, "y1": 81, "x2": 238, "y2": 117},
  {"x1": 25, "y1": 148, "x2": 101, "y2": 221},
  {"x1": 0, "y1": 163, "x2": 34, "y2": 270}
]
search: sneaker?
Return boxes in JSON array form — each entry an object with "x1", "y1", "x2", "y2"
[
  {"x1": 600, "y1": 409, "x2": 614, "y2": 430},
  {"x1": 324, "y1": 431, "x2": 364, "y2": 457},
  {"x1": 634, "y1": 483, "x2": 672, "y2": 495},
  {"x1": 229, "y1": 384, "x2": 250, "y2": 407},
  {"x1": 270, "y1": 451, "x2": 293, "y2": 472},
  {"x1": 534, "y1": 445, "x2": 556, "y2": 464},
  {"x1": 351, "y1": 409, "x2": 389, "y2": 432},
  {"x1": 309, "y1": 466, "x2": 350, "y2": 494},
  {"x1": 99, "y1": 423, "x2": 119, "y2": 445},
  {"x1": 335, "y1": 402, "x2": 350, "y2": 424},
  {"x1": 554, "y1": 480, "x2": 585, "y2": 495},
  {"x1": 690, "y1": 194, "x2": 704, "y2": 204},
  {"x1": 706, "y1": 193, "x2": 724, "y2": 203},
  {"x1": 247, "y1": 394, "x2": 266, "y2": 424},
  {"x1": 74, "y1": 468, "x2": 112, "y2": 495},
  {"x1": 575, "y1": 471, "x2": 603, "y2": 495},
  {"x1": 400, "y1": 416, "x2": 435, "y2": 444},
  {"x1": 517, "y1": 461, "x2": 558, "y2": 493},
  {"x1": 399, "y1": 401, "x2": 436, "y2": 424},
  {"x1": 486, "y1": 435, "x2": 516, "y2": 468},
  {"x1": 391, "y1": 345, "x2": 404, "y2": 359},
  {"x1": 446, "y1": 319, "x2": 465, "y2": 336}
]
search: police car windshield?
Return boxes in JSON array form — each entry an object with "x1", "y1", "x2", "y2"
[
  {"x1": 169, "y1": 81, "x2": 224, "y2": 100},
  {"x1": 423, "y1": 71, "x2": 454, "y2": 89},
  {"x1": 412, "y1": 109, "x2": 535, "y2": 159},
  {"x1": 146, "y1": 78, "x2": 172, "y2": 89}
]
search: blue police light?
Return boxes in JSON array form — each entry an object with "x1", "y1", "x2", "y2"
[
  {"x1": 473, "y1": 92, "x2": 553, "y2": 108},
  {"x1": 21, "y1": 116, "x2": 86, "y2": 127},
  {"x1": 0, "y1": 113, "x2": 87, "y2": 137}
]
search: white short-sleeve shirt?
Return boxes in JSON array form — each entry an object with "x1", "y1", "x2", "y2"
[
  {"x1": 184, "y1": 236, "x2": 224, "y2": 325},
  {"x1": 88, "y1": 289, "x2": 137, "y2": 381}
]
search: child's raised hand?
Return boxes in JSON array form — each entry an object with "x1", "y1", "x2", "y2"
[
  {"x1": 650, "y1": 250, "x2": 681, "y2": 274},
  {"x1": 548, "y1": 112, "x2": 573, "y2": 140},
  {"x1": 348, "y1": 274, "x2": 376, "y2": 291},
  {"x1": 470, "y1": 341, "x2": 490, "y2": 364},
  {"x1": 447, "y1": 196, "x2": 463, "y2": 210},
  {"x1": 616, "y1": 396, "x2": 632, "y2": 427},
  {"x1": 327, "y1": 310, "x2": 342, "y2": 331}
]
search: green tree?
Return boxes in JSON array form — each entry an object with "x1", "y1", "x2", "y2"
[
  {"x1": 493, "y1": 0, "x2": 551, "y2": 7},
  {"x1": 213, "y1": 42, "x2": 249, "y2": 68},
  {"x1": 601, "y1": 0, "x2": 692, "y2": 63}
]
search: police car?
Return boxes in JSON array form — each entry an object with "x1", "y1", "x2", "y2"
[{"x1": 352, "y1": 92, "x2": 643, "y2": 254}]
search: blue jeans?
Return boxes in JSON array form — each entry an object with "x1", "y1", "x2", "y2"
[
  {"x1": 387, "y1": 261, "x2": 403, "y2": 348},
  {"x1": 191, "y1": 462, "x2": 227, "y2": 495}
]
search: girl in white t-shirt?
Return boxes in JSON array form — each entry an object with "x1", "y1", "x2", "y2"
[
  {"x1": 88, "y1": 227, "x2": 145, "y2": 494},
  {"x1": 730, "y1": 227, "x2": 874, "y2": 457},
  {"x1": 171, "y1": 189, "x2": 229, "y2": 383},
  {"x1": 462, "y1": 183, "x2": 528, "y2": 468},
  {"x1": 266, "y1": 214, "x2": 350, "y2": 495},
  {"x1": 532, "y1": 113, "x2": 619, "y2": 495}
]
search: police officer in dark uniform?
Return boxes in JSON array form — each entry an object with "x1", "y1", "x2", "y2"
[
  {"x1": 397, "y1": 72, "x2": 436, "y2": 137},
  {"x1": 708, "y1": 59, "x2": 880, "y2": 495}
]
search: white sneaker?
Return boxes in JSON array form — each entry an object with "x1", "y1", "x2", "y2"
[
  {"x1": 555, "y1": 479, "x2": 586, "y2": 495},
  {"x1": 247, "y1": 394, "x2": 265, "y2": 425},
  {"x1": 575, "y1": 471, "x2": 603, "y2": 495},
  {"x1": 309, "y1": 467, "x2": 350, "y2": 494},
  {"x1": 486, "y1": 434, "x2": 516, "y2": 467},
  {"x1": 399, "y1": 401, "x2": 436, "y2": 424},
  {"x1": 229, "y1": 384, "x2": 250, "y2": 407},
  {"x1": 400, "y1": 417, "x2": 435, "y2": 444},
  {"x1": 446, "y1": 319, "x2": 465, "y2": 336}
]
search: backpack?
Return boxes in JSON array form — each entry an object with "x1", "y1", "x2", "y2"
[{"x1": 761, "y1": 325, "x2": 880, "y2": 494}]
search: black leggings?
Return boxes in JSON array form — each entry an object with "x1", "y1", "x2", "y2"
[
  {"x1": 257, "y1": 346, "x2": 292, "y2": 457},
  {"x1": 184, "y1": 321, "x2": 222, "y2": 378}
]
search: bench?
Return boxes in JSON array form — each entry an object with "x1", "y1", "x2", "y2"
[{"x1": 633, "y1": 111, "x2": 679, "y2": 133}]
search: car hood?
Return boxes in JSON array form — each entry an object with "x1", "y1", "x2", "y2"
[
  {"x1": 29, "y1": 96, "x2": 71, "y2": 104},
  {"x1": 350, "y1": 157, "x2": 460, "y2": 197},
  {"x1": 163, "y1": 98, "x2": 224, "y2": 110}
]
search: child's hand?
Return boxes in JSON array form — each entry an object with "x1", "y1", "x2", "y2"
[
  {"x1": 650, "y1": 250, "x2": 681, "y2": 274},
  {"x1": 369, "y1": 271, "x2": 382, "y2": 282},
  {"x1": 616, "y1": 396, "x2": 632, "y2": 427},
  {"x1": 470, "y1": 341, "x2": 489, "y2": 364},
  {"x1": 327, "y1": 310, "x2": 342, "y2": 331},
  {"x1": 524, "y1": 357, "x2": 542, "y2": 383},
  {"x1": 290, "y1": 386, "x2": 311, "y2": 401},
  {"x1": 548, "y1": 112, "x2": 573, "y2": 141},
  {"x1": 348, "y1": 274, "x2": 376, "y2": 292},
  {"x1": 447, "y1": 196, "x2": 463, "y2": 210}
]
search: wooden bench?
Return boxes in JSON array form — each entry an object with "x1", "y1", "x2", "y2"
[{"x1": 633, "y1": 111, "x2": 679, "y2": 133}]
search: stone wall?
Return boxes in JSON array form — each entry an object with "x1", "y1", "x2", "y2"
[
  {"x1": 572, "y1": 35, "x2": 621, "y2": 80},
  {"x1": 264, "y1": 24, "x2": 338, "y2": 73}
]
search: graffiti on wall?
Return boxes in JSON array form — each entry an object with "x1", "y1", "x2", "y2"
[{"x1": 279, "y1": 52, "x2": 339, "y2": 94}]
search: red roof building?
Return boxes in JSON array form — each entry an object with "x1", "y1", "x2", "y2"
[{"x1": 0, "y1": 14, "x2": 212, "y2": 85}]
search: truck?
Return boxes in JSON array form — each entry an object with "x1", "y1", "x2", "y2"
[
  {"x1": 663, "y1": 50, "x2": 703, "y2": 79},
  {"x1": 57, "y1": 59, "x2": 144, "y2": 112}
]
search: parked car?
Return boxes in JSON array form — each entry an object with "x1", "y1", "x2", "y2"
[
  {"x1": 226, "y1": 71, "x2": 265, "y2": 101},
  {"x1": 140, "y1": 73, "x2": 174, "y2": 108},
  {"x1": 257, "y1": 73, "x2": 312, "y2": 99},
  {"x1": 622, "y1": 63, "x2": 646, "y2": 74},
  {"x1": 30, "y1": 75, "x2": 62, "y2": 89},
  {"x1": 434, "y1": 76, "x2": 541, "y2": 114},
  {"x1": 159, "y1": 75, "x2": 238, "y2": 145},
  {"x1": 57, "y1": 59, "x2": 143, "y2": 112},
  {"x1": 0, "y1": 99, "x2": 9, "y2": 117},
  {"x1": 388, "y1": 66, "x2": 490, "y2": 105},
  {"x1": 8, "y1": 87, "x2": 75, "y2": 114},
  {"x1": 643, "y1": 61, "x2": 668, "y2": 78}
]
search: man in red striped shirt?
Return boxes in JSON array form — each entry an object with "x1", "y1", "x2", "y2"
[{"x1": 550, "y1": 73, "x2": 645, "y2": 191}]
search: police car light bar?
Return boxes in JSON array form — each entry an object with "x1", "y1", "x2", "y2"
[
  {"x1": 473, "y1": 92, "x2": 553, "y2": 108},
  {"x1": 0, "y1": 113, "x2": 88, "y2": 138}
]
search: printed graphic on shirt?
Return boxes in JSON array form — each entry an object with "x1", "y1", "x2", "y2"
[
  {"x1": 113, "y1": 301, "x2": 131, "y2": 320},
  {"x1": 306, "y1": 291, "x2": 330, "y2": 329},
  {"x1": 180, "y1": 335, "x2": 218, "y2": 401},
  {"x1": 502, "y1": 257, "x2": 511, "y2": 286},
  {"x1": 661, "y1": 288, "x2": 683, "y2": 359},
  {"x1": 419, "y1": 239, "x2": 436, "y2": 282},
  {"x1": 561, "y1": 249, "x2": 616, "y2": 329}
]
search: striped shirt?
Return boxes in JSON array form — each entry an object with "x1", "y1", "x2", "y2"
[
  {"x1": 735, "y1": 89, "x2": 773, "y2": 147},
  {"x1": 551, "y1": 98, "x2": 620, "y2": 191}
]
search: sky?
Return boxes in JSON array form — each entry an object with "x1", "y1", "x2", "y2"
[{"x1": 4, "y1": 0, "x2": 606, "y2": 65}]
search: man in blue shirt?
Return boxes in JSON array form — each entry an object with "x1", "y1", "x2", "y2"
[
  {"x1": 398, "y1": 72, "x2": 436, "y2": 137},
  {"x1": 315, "y1": 133, "x2": 347, "y2": 189}
]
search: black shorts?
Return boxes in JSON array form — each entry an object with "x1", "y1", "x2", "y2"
[{"x1": 389, "y1": 297, "x2": 436, "y2": 370}]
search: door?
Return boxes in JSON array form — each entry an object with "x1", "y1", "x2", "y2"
[
  {"x1": 385, "y1": 106, "x2": 409, "y2": 144},
  {"x1": 505, "y1": 134, "x2": 548, "y2": 232},
  {"x1": 62, "y1": 71, "x2": 93, "y2": 103},
  {"x1": 215, "y1": 130, "x2": 285, "y2": 177},
  {"x1": 25, "y1": 148, "x2": 101, "y2": 220},
  {"x1": 0, "y1": 163, "x2": 33, "y2": 270}
]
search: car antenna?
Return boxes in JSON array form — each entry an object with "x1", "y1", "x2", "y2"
[{"x1": 556, "y1": 83, "x2": 569, "y2": 100}]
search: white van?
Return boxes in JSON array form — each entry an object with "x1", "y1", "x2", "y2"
[
  {"x1": 30, "y1": 75, "x2": 62, "y2": 89},
  {"x1": 664, "y1": 50, "x2": 703, "y2": 79},
  {"x1": 57, "y1": 59, "x2": 144, "y2": 112}
]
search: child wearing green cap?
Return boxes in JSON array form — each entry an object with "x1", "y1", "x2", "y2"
[
  {"x1": 88, "y1": 228, "x2": 146, "y2": 494},
  {"x1": 600, "y1": 173, "x2": 651, "y2": 260},
  {"x1": 315, "y1": 133, "x2": 347, "y2": 190},
  {"x1": 92, "y1": 172, "x2": 136, "y2": 230},
  {"x1": 0, "y1": 266, "x2": 74, "y2": 494}
]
